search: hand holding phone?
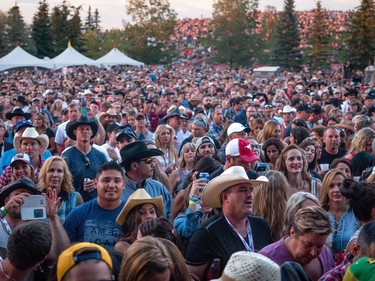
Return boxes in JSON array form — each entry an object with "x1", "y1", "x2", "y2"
[{"x1": 21, "y1": 195, "x2": 46, "y2": 220}]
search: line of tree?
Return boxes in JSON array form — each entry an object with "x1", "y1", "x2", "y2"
[{"x1": 0, "y1": 0, "x2": 374, "y2": 70}]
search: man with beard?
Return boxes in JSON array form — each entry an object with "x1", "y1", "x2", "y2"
[
  {"x1": 318, "y1": 126, "x2": 347, "y2": 166},
  {"x1": 209, "y1": 104, "x2": 224, "y2": 139},
  {"x1": 202, "y1": 94, "x2": 213, "y2": 119},
  {"x1": 61, "y1": 116, "x2": 107, "y2": 202}
]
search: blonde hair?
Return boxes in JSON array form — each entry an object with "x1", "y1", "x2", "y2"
[
  {"x1": 32, "y1": 112, "x2": 50, "y2": 133},
  {"x1": 320, "y1": 169, "x2": 346, "y2": 210},
  {"x1": 252, "y1": 171, "x2": 288, "y2": 241},
  {"x1": 291, "y1": 206, "x2": 331, "y2": 236},
  {"x1": 119, "y1": 236, "x2": 173, "y2": 281},
  {"x1": 178, "y1": 143, "x2": 195, "y2": 169},
  {"x1": 154, "y1": 124, "x2": 177, "y2": 165},
  {"x1": 348, "y1": 127, "x2": 375, "y2": 154},
  {"x1": 258, "y1": 120, "x2": 281, "y2": 143},
  {"x1": 37, "y1": 156, "x2": 74, "y2": 193}
]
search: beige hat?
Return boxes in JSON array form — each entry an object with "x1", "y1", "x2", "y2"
[
  {"x1": 13, "y1": 127, "x2": 49, "y2": 154},
  {"x1": 202, "y1": 166, "x2": 268, "y2": 208},
  {"x1": 99, "y1": 108, "x2": 120, "y2": 123},
  {"x1": 279, "y1": 105, "x2": 297, "y2": 115},
  {"x1": 212, "y1": 252, "x2": 281, "y2": 281},
  {"x1": 116, "y1": 189, "x2": 164, "y2": 226}
]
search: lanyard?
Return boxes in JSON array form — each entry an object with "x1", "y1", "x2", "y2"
[
  {"x1": 0, "y1": 218, "x2": 12, "y2": 235},
  {"x1": 225, "y1": 216, "x2": 254, "y2": 252}
]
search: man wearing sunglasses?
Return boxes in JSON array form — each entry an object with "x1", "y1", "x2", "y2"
[{"x1": 119, "y1": 141, "x2": 172, "y2": 219}]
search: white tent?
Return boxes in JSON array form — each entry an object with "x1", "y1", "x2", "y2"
[
  {"x1": 50, "y1": 43, "x2": 96, "y2": 69},
  {"x1": 95, "y1": 48, "x2": 144, "y2": 67},
  {"x1": 0, "y1": 46, "x2": 53, "y2": 72}
]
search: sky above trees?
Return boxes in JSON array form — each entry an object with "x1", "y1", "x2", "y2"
[{"x1": 2, "y1": 0, "x2": 359, "y2": 29}]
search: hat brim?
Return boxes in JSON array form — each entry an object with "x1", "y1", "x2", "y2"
[
  {"x1": 119, "y1": 149, "x2": 163, "y2": 166},
  {"x1": 0, "y1": 182, "x2": 41, "y2": 207},
  {"x1": 202, "y1": 175, "x2": 267, "y2": 208},
  {"x1": 66, "y1": 121, "x2": 99, "y2": 141},
  {"x1": 116, "y1": 196, "x2": 164, "y2": 226},
  {"x1": 13, "y1": 134, "x2": 49, "y2": 154},
  {"x1": 5, "y1": 112, "x2": 31, "y2": 120}
]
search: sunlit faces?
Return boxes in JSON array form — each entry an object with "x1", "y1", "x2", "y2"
[
  {"x1": 94, "y1": 169, "x2": 124, "y2": 202},
  {"x1": 137, "y1": 158, "x2": 155, "y2": 179},
  {"x1": 183, "y1": 148, "x2": 195, "y2": 163},
  {"x1": 304, "y1": 145, "x2": 315, "y2": 164},
  {"x1": 68, "y1": 106, "x2": 80, "y2": 121},
  {"x1": 11, "y1": 161, "x2": 32, "y2": 180},
  {"x1": 197, "y1": 143, "x2": 215, "y2": 157},
  {"x1": 266, "y1": 145, "x2": 279, "y2": 164},
  {"x1": 271, "y1": 125, "x2": 282, "y2": 139},
  {"x1": 285, "y1": 149, "x2": 304, "y2": 173},
  {"x1": 74, "y1": 125, "x2": 93, "y2": 143},
  {"x1": 46, "y1": 160, "x2": 64, "y2": 190},
  {"x1": 139, "y1": 203, "x2": 157, "y2": 223},
  {"x1": 224, "y1": 183, "x2": 253, "y2": 217},
  {"x1": 328, "y1": 174, "x2": 345, "y2": 204},
  {"x1": 289, "y1": 230, "x2": 328, "y2": 265},
  {"x1": 20, "y1": 139, "x2": 41, "y2": 159},
  {"x1": 248, "y1": 139, "x2": 261, "y2": 157},
  {"x1": 323, "y1": 128, "x2": 340, "y2": 151},
  {"x1": 191, "y1": 124, "x2": 206, "y2": 138},
  {"x1": 33, "y1": 116, "x2": 44, "y2": 128},
  {"x1": 159, "y1": 128, "x2": 171, "y2": 145}
]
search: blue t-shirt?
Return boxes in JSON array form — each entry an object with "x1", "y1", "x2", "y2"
[
  {"x1": 62, "y1": 146, "x2": 107, "y2": 202},
  {"x1": 63, "y1": 199, "x2": 125, "y2": 252}
]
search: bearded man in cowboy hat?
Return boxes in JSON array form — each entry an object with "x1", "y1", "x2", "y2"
[
  {"x1": 0, "y1": 127, "x2": 49, "y2": 188},
  {"x1": 185, "y1": 166, "x2": 273, "y2": 280},
  {"x1": 162, "y1": 108, "x2": 189, "y2": 151},
  {"x1": 5, "y1": 108, "x2": 31, "y2": 145},
  {"x1": 119, "y1": 141, "x2": 172, "y2": 218},
  {"x1": 61, "y1": 115, "x2": 107, "y2": 202}
]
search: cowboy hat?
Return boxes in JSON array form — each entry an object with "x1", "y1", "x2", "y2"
[
  {"x1": 5, "y1": 108, "x2": 31, "y2": 120},
  {"x1": 202, "y1": 166, "x2": 268, "y2": 208},
  {"x1": 279, "y1": 105, "x2": 297, "y2": 115},
  {"x1": 99, "y1": 108, "x2": 121, "y2": 123},
  {"x1": 119, "y1": 141, "x2": 163, "y2": 166},
  {"x1": 162, "y1": 108, "x2": 189, "y2": 123},
  {"x1": 0, "y1": 178, "x2": 41, "y2": 207},
  {"x1": 116, "y1": 126, "x2": 138, "y2": 141},
  {"x1": 13, "y1": 127, "x2": 49, "y2": 154},
  {"x1": 116, "y1": 189, "x2": 164, "y2": 225},
  {"x1": 66, "y1": 115, "x2": 99, "y2": 141}
]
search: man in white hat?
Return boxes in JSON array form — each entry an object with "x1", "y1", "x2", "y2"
[
  {"x1": 185, "y1": 166, "x2": 273, "y2": 280},
  {"x1": 0, "y1": 127, "x2": 49, "y2": 188}
]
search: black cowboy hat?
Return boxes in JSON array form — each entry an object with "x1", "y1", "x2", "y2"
[
  {"x1": 162, "y1": 108, "x2": 189, "y2": 123},
  {"x1": 66, "y1": 115, "x2": 99, "y2": 141},
  {"x1": 5, "y1": 108, "x2": 31, "y2": 120},
  {"x1": 0, "y1": 178, "x2": 41, "y2": 207},
  {"x1": 116, "y1": 126, "x2": 138, "y2": 141},
  {"x1": 119, "y1": 141, "x2": 163, "y2": 166}
]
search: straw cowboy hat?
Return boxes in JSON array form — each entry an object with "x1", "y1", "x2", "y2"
[
  {"x1": 13, "y1": 127, "x2": 49, "y2": 154},
  {"x1": 212, "y1": 251, "x2": 280, "y2": 281},
  {"x1": 66, "y1": 115, "x2": 99, "y2": 141},
  {"x1": 99, "y1": 108, "x2": 121, "y2": 123},
  {"x1": 116, "y1": 189, "x2": 164, "y2": 226},
  {"x1": 202, "y1": 166, "x2": 268, "y2": 208}
]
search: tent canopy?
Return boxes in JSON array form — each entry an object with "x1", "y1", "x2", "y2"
[
  {"x1": 0, "y1": 46, "x2": 53, "y2": 72},
  {"x1": 50, "y1": 44, "x2": 96, "y2": 69},
  {"x1": 95, "y1": 48, "x2": 144, "y2": 67}
]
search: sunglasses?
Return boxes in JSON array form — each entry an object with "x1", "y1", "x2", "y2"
[
  {"x1": 84, "y1": 156, "x2": 91, "y2": 168},
  {"x1": 140, "y1": 158, "x2": 154, "y2": 165},
  {"x1": 251, "y1": 144, "x2": 261, "y2": 149}
]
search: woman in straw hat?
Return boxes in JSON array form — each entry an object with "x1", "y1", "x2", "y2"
[{"x1": 114, "y1": 189, "x2": 164, "y2": 254}]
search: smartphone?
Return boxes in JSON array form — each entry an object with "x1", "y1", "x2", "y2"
[{"x1": 21, "y1": 195, "x2": 46, "y2": 220}]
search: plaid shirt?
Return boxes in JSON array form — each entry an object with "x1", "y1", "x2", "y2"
[
  {"x1": 319, "y1": 253, "x2": 353, "y2": 281},
  {"x1": 0, "y1": 157, "x2": 44, "y2": 191}
]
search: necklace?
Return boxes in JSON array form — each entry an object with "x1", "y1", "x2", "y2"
[{"x1": 0, "y1": 260, "x2": 16, "y2": 281}]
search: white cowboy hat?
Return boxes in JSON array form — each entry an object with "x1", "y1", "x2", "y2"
[
  {"x1": 13, "y1": 127, "x2": 49, "y2": 154},
  {"x1": 202, "y1": 166, "x2": 268, "y2": 208},
  {"x1": 212, "y1": 251, "x2": 281, "y2": 281},
  {"x1": 116, "y1": 189, "x2": 164, "y2": 226}
]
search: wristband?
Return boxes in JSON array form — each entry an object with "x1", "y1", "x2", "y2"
[
  {"x1": 189, "y1": 200, "x2": 197, "y2": 205},
  {"x1": 189, "y1": 195, "x2": 199, "y2": 203},
  {"x1": 1, "y1": 207, "x2": 8, "y2": 217}
]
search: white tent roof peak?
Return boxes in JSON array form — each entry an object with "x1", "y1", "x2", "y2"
[
  {"x1": 50, "y1": 44, "x2": 96, "y2": 69},
  {"x1": 95, "y1": 48, "x2": 144, "y2": 67}
]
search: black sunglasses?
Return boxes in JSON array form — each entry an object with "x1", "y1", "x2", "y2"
[{"x1": 84, "y1": 156, "x2": 90, "y2": 168}]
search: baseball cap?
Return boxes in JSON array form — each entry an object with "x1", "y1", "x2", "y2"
[
  {"x1": 343, "y1": 257, "x2": 375, "y2": 281},
  {"x1": 192, "y1": 117, "x2": 208, "y2": 129},
  {"x1": 297, "y1": 103, "x2": 313, "y2": 113},
  {"x1": 227, "y1": 123, "x2": 251, "y2": 136},
  {"x1": 195, "y1": 136, "x2": 215, "y2": 150},
  {"x1": 57, "y1": 242, "x2": 113, "y2": 281},
  {"x1": 225, "y1": 138, "x2": 260, "y2": 163},
  {"x1": 10, "y1": 153, "x2": 30, "y2": 166},
  {"x1": 135, "y1": 113, "x2": 145, "y2": 120},
  {"x1": 14, "y1": 120, "x2": 34, "y2": 133}
]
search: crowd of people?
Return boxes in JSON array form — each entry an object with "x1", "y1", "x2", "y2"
[{"x1": 0, "y1": 62, "x2": 374, "y2": 281}]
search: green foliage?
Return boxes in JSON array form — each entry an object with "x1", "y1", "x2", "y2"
[
  {"x1": 0, "y1": 11, "x2": 8, "y2": 57},
  {"x1": 270, "y1": 0, "x2": 303, "y2": 70},
  {"x1": 124, "y1": 0, "x2": 177, "y2": 64},
  {"x1": 348, "y1": 0, "x2": 375, "y2": 69},
  {"x1": 305, "y1": 1, "x2": 330, "y2": 70},
  {"x1": 51, "y1": 2, "x2": 70, "y2": 55},
  {"x1": 31, "y1": 0, "x2": 53, "y2": 58},
  {"x1": 257, "y1": 5, "x2": 277, "y2": 64},
  {"x1": 211, "y1": 0, "x2": 260, "y2": 67}
]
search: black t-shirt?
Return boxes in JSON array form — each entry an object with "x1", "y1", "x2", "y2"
[
  {"x1": 185, "y1": 212, "x2": 273, "y2": 278},
  {"x1": 318, "y1": 147, "x2": 347, "y2": 166}
]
